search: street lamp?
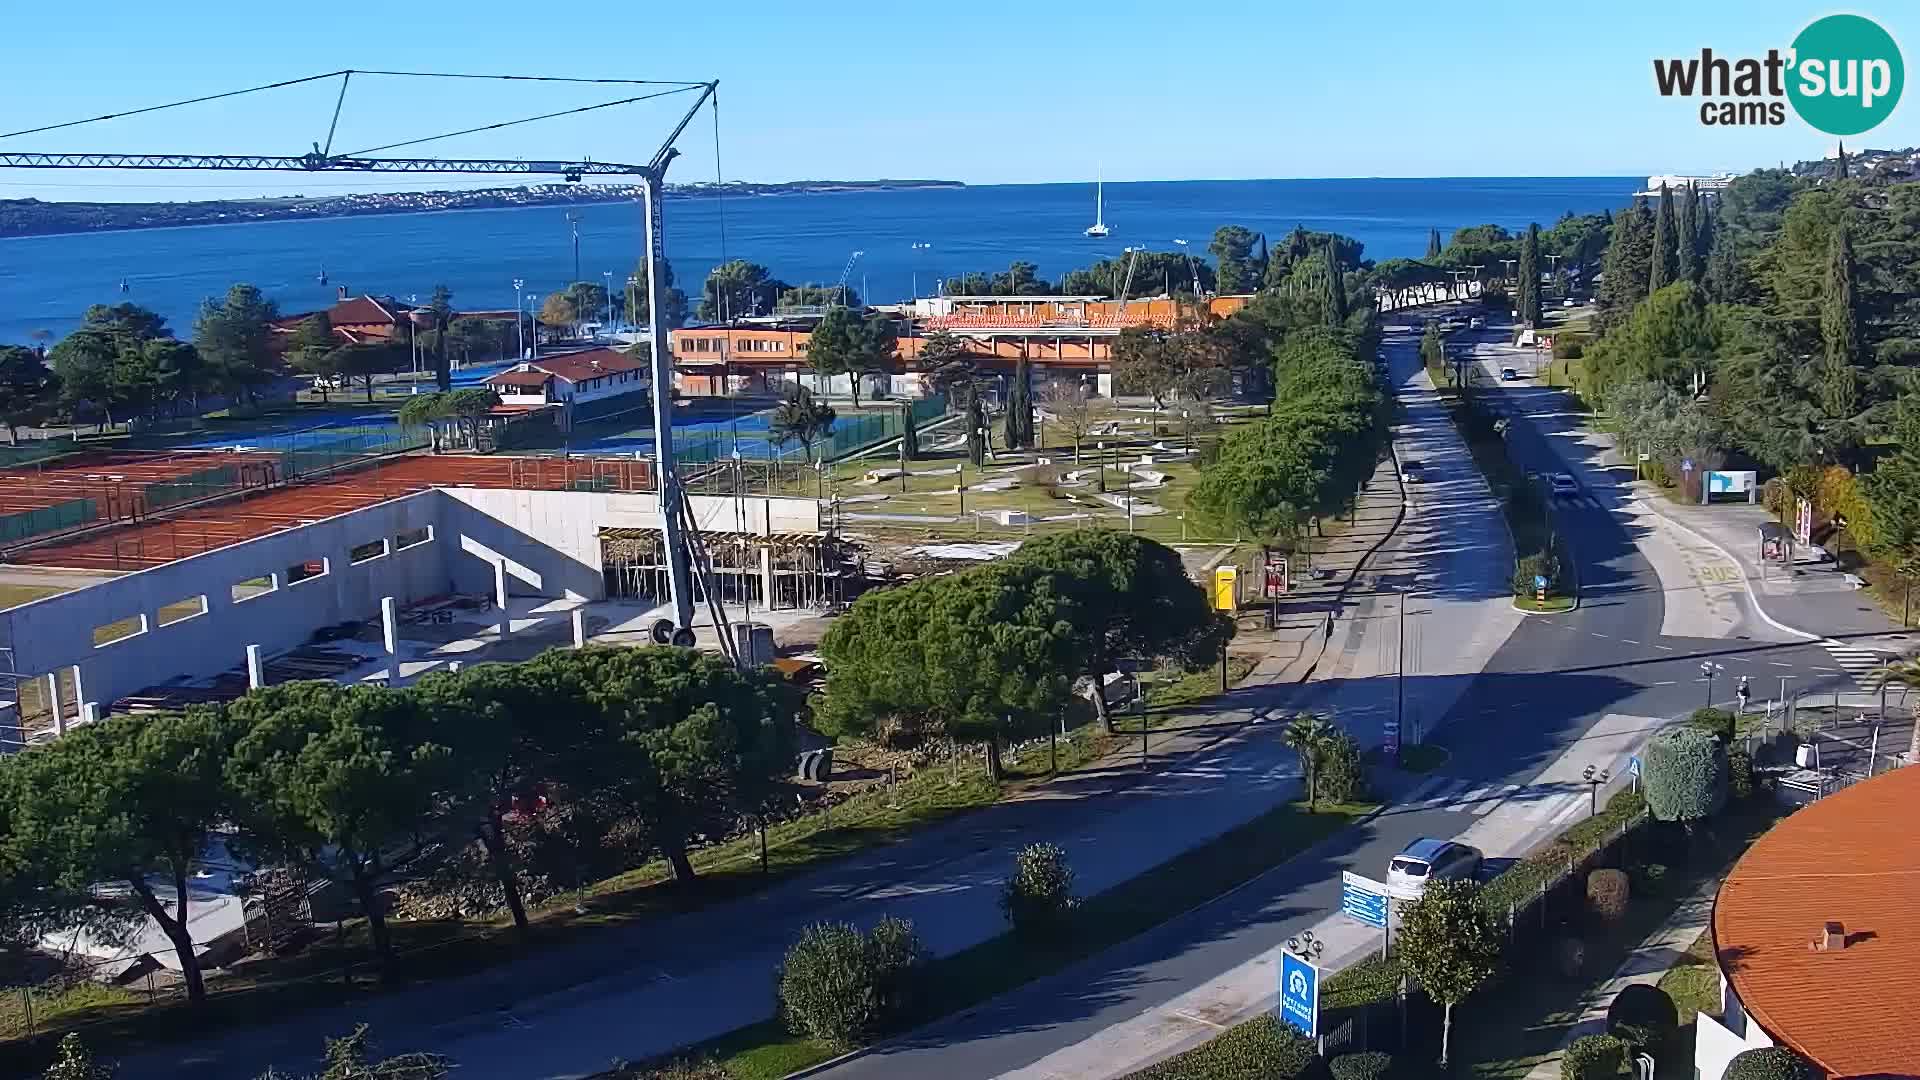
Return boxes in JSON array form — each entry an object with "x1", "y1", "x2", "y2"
[
  {"x1": 910, "y1": 242, "x2": 931, "y2": 301},
  {"x1": 512, "y1": 278, "x2": 525, "y2": 360},
  {"x1": 602, "y1": 270, "x2": 614, "y2": 335},
  {"x1": 1096, "y1": 441, "x2": 1106, "y2": 493},
  {"x1": 626, "y1": 273, "x2": 641, "y2": 334},
  {"x1": 1582, "y1": 764, "x2": 1610, "y2": 818},
  {"x1": 1173, "y1": 238, "x2": 1201, "y2": 294},
  {"x1": 1285, "y1": 931, "x2": 1325, "y2": 961},
  {"x1": 1700, "y1": 660, "x2": 1724, "y2": 707}
]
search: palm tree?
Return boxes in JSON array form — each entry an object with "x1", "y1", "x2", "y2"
[
  {"x1": 770, "y1": 386, "x2": 837, "y2": 463},
  {"x1": 1869, "y1": 659, "x2": 1920, "y2": 766},
  {"x1": 1283, "y1": 713, "x2": 1336, "y2": 810}
]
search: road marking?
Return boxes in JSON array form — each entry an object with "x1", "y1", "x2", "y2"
[
  {"x1": 1653, "y1": 680, "x2": 1677, "y2": 686},
  {"x1": 1622, "y1": 639, "x2": 1641, "y2": 645},
  {"x1": 1525, "y1": 791, "x2": 1584, "y2": 821},
  {"x1": 1590, "y1": 632, "x2": 1609, "y2": 639},
  {"x1": 1769, "y1": 662, "x2": 1793, "y2": 668},
  {"x1": 1417, "y1": 778, "x2": 1473, "y2": 808},
  {"x1": 1470, "y1": 784, "x2": 1521, "y2": 815},
  {"x1": 1459, "y1": 785, "x2": 1494, "y2": 804},
  {"x1": 1399, "y1": 776, "x2": 1447, "y2": 805},
  {"x1": 1172, "y1": 1010, "x2": 1229, "y2": 1030},
  {"x1": 1654, "y1": 644, "x2": 1675, "y2": 651}
]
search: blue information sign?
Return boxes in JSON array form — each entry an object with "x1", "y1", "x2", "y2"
[
  {"x1": 1340, "y1": 871, "x2": 1389, "y2": 929},
  {"x1": 1278, "y1": 950, "x2": 1319, "y2": 1037}
]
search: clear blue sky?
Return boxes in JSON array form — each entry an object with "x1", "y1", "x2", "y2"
[{"x1": 0, "y1": 0, "x2": 1912, "y2": 201}]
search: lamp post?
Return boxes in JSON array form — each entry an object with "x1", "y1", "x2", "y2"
[
  {"x1": 1173, "y1": 238, "x2": 1201, "y2": 294},
  {"x1": 1096, "y1": 441, "x2": 1106, "y2": 493},
  {"x1": 602, "y1": 270, "x2": 614, "y2": 335},
  {"x1": 512, "y1": 278, "x2": 525, "y2": 359},
  {"x1": 1700, "y1": 660, "x2": 1723, "y2": 707},
  {"x1": 1284, "y1": 931, "x2": 1325, "y2": 963},
  {"x1": 1582, "y1": 764, "x2": 1610, "y2": 818},
  {"x1": 528, "y1": 291, "x2": 541, "y2": 362},
  {"x1": 626, "y1": 273, "x2": 641, "y2": 334}
]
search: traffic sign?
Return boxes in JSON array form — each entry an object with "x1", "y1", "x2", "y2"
[
  {"x1": 1278, "y1": 950, "x2": 1319, "y2": 1037},
  {"x1": 1681, "y1": 458, "x2": 1695, "y2": 473},
  {"x1": 1263, "y1": 549, "x2": 1290, "y2": 599},
  {"x1": 1341, "y1": 871, "x2": 1390, "y2": 929},
  {"x1": 1628, "y1": 754, "x2": 1642, "y2": 777}
]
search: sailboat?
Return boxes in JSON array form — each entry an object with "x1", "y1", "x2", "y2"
[
  {"x1": 1084, "y1": 168, "x2": 1109, "y2": 238},
  {"x1": 317, "y1": 264, "x2": 328, "y2": 287}
]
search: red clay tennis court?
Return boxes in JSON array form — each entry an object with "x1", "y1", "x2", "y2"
[{"x1": 6, "y1": 454, "x2": 653, "y2": 571}]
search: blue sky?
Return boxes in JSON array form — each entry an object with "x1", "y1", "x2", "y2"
[{"x1": 0, "y1": 0, "x2": 1913, "y2": 201}]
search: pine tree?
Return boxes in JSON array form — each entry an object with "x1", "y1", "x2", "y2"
[
  {"x1": 1426, "y1": 227, "x2": 1443, "y2": 259},
  {"x1": 1676, "y1": 184, "x2": 1700, "y2": 283},
  {"x1": 1821, "y1": 222, "x2": 1862, "y2": 423},
  {"x1": 1518, "y1": 223, "x2": 1542, "y2": 326},
  {"x1": 1650, "y1": 184, "x2": 1676, "y2": 293}
]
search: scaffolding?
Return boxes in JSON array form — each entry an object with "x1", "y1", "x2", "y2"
[{"x1": 600, "y1": 528, "x2": 840, "y2": 612}]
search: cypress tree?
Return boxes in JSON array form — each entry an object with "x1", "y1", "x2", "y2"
[
  {"x1": 1650, "y1": 184, "x2": 1676, "y2": 293},
  {"x1": 1676, "y1": 184, "x2": 1700, "y2": 283},
  {"x1": 1694, "y1": 192, "x2": 1715, "y2": 279},
  {"x1": 1834, "y1": 141, "x2": 1849, "y2": 180},
  {"x1": 1597, "y1": 198, "x2": 1653, "y2": 328},
  {"x1": 1322, "y1": 242, "x2": 1348, "y2": 327},
  {"x1": 1518, "y1": 223, "x2": 1542, "y2": 326},
  {"x1": 1004, "y1": 355, "x2": 1033, "y2": 449},
  {"x1": 1426, "y1": 227, "x2": 1443, "y2": 259},
  {"x1": 1820, "y1": 223, "x2": 1861, "y2": 422}
]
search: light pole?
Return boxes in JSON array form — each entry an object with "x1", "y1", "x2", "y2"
[
  {"x1": 1700, "y1": 660, "x2": 1723, "y2": 707},
  {"x1": 1775, "y1": 674, "x2": 1797, "y2": 735},
  {"x1": 1096, "y1": 441, "x2": 1106, "y2": 493},
  {"x1": 513, "y1": 278, "x2": 525, "y2": 360},
  {"x1": 626, "y1": 273, "x2": 641, "y2": 334},
  {"x1": 602, "y1": 270, "x2": 613, "y2": 334},
  {"x1": 1582, "y1": 764, "x2": 1610, "y2": 818},
  {"x1": 910, "y1": 242, "x2": 930, "y2": 301},
  {"x1": 1173, "y1": 238, "x2": 1201, "y2": 294},
  {"x1": 407, "y1": 293, "x2": 420, "y2": 376},
  {"x1": 528, "y1": 291, "x2": 541, "y2": 362}
]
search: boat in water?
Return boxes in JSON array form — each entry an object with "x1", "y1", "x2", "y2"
[
  {"x1": 1085, "y1": 168, "x2": 1109, "y2": 238},
  {"x1": 317, "y1": 264, "x2": 328, "y2": 286}
]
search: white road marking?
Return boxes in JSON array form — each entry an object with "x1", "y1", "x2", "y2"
[
  {"x1": 1622, "y1": 639, "x2": 1640, "y2": 645},
  {"x1": 1654, "y1": 644, "x2": 1674, "y2": 651}
]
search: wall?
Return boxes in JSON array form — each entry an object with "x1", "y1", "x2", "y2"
[
  {"x1": 1694, "y1": 978, "x2": 1775, "y2": 1080},
  {"x1": 440, "y1": 488, "x2": 823, "y2": 602},
  {"x1": 0, "y1": 493, "x2": 448, "y2": 717}
]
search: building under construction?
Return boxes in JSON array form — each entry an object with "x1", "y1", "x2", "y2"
[{"x1": 0, "y1": 447, "x2": 839, "y2": 746}]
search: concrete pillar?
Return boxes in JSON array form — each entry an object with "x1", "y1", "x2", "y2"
[
  {"x1": 46, "y1": 672, "x2": 65, "y2": 737},
  {"x1": 80, "y1": 702, "x2": 99, "y2": 725},
  {"x1": 493, "y1": 560, "x2": 509, "y2": 610},
  {"x1": 571, "y1": 607, "x2": 587, "y2": 649},
  {"x1": 68, "y1": 665, "x2": 85, "y2": 716},
  {"x1": 246, "y1": 644, "x2": 265, "y2": 690},
  {"x1": 447, "y1": 661, "x2": 463, "y2": 674},
  {"x1": 759, "y1": 547, "x2": 775, "y2": 607},
  {"x1": 381, "y1": 597, "x2": 398, "y2": 656}
]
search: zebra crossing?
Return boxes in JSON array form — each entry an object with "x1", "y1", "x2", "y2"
[
  {"x1": 1397, "y1": 776, "x2": 1595, "y2": 825},
  {"x1": 1821, "y1": 639, "x2": 1893, "y2": 691}
]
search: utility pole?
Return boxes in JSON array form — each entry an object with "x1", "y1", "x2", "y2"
[
  {"x1": 513, "y1": 278, "x2": 525, "y2": 359},
  {"x1": 1396, "y1": 590, "x2": 1408, "y2": 743}
]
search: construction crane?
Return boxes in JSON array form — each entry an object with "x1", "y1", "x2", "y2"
[{"x1": 0, "y1": 72, "x2": 727, "y2": 658}]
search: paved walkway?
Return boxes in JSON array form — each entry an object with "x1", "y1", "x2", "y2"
[
  {"x1": 122, "y1": 429, "x2": 1413, "y2": 1080},
  {"x1": 1522, "y1": 875, "x2": 1721, "y2": 1080}
]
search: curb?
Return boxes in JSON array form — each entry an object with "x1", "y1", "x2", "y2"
[{"x1": 1631, "y1": 491, "x2": 1821, "y2": 643}]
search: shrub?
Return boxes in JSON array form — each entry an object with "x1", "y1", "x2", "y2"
[
  {"x1": 1725, "y1": 1047, "x2": 1819, "y2": 1080},
  {"x1": 1606, "y1": 983, "x2": 1679, "y2": 1051},
  {"x1": 1330, "y1": 1051, "x2": 1398, "y2": 1080},
  {"x1": 42, "y1": 1035, "x2": 113, "y2": 1080},
  {"x1": 1728, "y1": 747, "x2": 1754, "y2": 800},
  {"x1": 1513, "y1": 550, "x2": 1565, "y2": 596},
  {"x1": 775, "y1": 917, "x2": 927, "y2": 1050},
  {"x1": 1001, "y1": 842, "x2": 1079, "y2": 936},
  {"x1": 1687, "y1": 708, "x2": 1735, "y2": 742},
  {"x1": 1124, "y1": 1014, "x2": 1326, "y2": 1080},
  {"x1": 1316, "y1": 732, "x2": 1369, "y2": 803},
  {"x1": 1560, "y1": 1033, "x2": 1627, "y2": 1080},
  {"x1": 1553, "y1": 336, "x2": 1585, "y2": 360},
  {"x1": 1643, "y1": 725, "x2": 1728, "y2": 824},
  {"x1": 1587, "y1": 868, "x2": 1631, "y2": 923}
]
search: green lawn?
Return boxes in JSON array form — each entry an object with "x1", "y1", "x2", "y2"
[
  {"x1": 642, "y1": 799, "x2": 1376, "y2": 1080},
  {"x1": 1395, "y1": 744, "x2": 1450, "y2": 774},
  {"x1": 1514, "y1": 595, "x2": 1577, "y2": 614}
]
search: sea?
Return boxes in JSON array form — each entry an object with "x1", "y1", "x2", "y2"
[{"x1": 0, "y1": 176, "x2": 1641, "y2": 345}]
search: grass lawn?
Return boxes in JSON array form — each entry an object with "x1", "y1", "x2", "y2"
[
  {"x1": 658, "y1": 798, "x2": 1376, "y2": 1080},
  {"x1": 1395, "y1": 744, "x2": 1450, "y2": 774},
  {"x1": 0, "y1": 583, "x2": 67, "y2": 610},
  {"x1": 1655, "y1": 929, "x2": 1720, "y2": 1079},
  {"x1": 1514, "y1": 595, "x2": 1576, "y2": 614}
]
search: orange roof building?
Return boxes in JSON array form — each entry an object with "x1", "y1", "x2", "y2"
[{"x1": 1697, "y1": 766, "x2": 1920, "y2": 1079}]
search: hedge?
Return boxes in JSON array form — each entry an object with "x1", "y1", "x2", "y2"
[
  {"x1": 1725, "y1": 1047, "x2": 1818, "y2": 1080},
  {"x1": 1480, "y1": 788, "x2": 1646, "y2": 914},
  {"x1": 1121, "y1": 1014, "x2": 1330, "y2": 1080},
  {"x1": 1606, "y1": 983, "x2": 1678, "y2": 1051},
  {"x1": 1561, "y1": 1033, "x2": 1627, "y2": 1079}
]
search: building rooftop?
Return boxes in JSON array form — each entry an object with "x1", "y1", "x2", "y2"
[
  {"x1": 1712, "y1": 766, "x2": 1920, "y2": 1077},
  {"x1": 492, "y1": 348, "x2": 647, "y2": 386}
]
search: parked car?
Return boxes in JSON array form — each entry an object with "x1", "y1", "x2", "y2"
[
  {"x1": 1563, "y1": 298, "x2": 1576, "y2": 307},
  {"x1": 1500, "y1": 367, "x2": 1519, "y2": 381},
  {"x1": 1400, "y1": 459, "x2": 1423, "y2": 484},
  {"x1": 1387, "y1": 838, "x2": 1483, "y2": 897},
  {"x1": 1469, "y1": 317, "x2": 1485, "y2": 330},
  {"x1": 1551, "y1": 472, "x2": 1578, "y2": 498}
]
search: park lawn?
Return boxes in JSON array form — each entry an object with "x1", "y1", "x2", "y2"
[{"x1": 677, "y1": 799, "x2": 1376, "y2": 1080}]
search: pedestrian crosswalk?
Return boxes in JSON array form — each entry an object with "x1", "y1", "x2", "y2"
[
  {"x1": 1822, "y1": 639, "x2": 1892, "y2": 691},
  {"x1": 1398, "y1": 776, "x2": 1594, "y2": 825}
]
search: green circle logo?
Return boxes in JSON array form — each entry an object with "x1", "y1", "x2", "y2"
[{"x1": 1788, "y1": 14, "x2": 1904, "y2": 136}]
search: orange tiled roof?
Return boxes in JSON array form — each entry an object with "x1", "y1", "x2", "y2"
[
  {"x1": 526, "y1": 348, "x2": 647, "y2": 384},
  {"x1": 1713, "y1": 766, "x2": 1920, "y2": 1077}
]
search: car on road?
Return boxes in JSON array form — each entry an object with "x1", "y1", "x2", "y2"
[
  {"x1": 1469, "y1": 317, "x2": 1485, "y2": 330},
  {"x1": 1400, "y1": 459, "x2": 1422, "y2": 484},
  {"x1": 1500, "y1": 367, "x2": 1519, "y2": 381},
  {"x1": 1550, "y1": 472, "x2": 1578, "y2": 498},
  {"x1": 1563, "y1": 298, "x2": 1576, "y2": 307},
  {"x1": 1387, "y1": 838, "x2": 1483, "y2": 897}
]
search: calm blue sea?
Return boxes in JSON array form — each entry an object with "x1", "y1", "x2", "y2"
[{"x1": 0, "y1": 176, "x2": 1639, "y2": 345}]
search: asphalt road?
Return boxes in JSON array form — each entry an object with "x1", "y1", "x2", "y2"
[{"x1": 811, "y1": 312, "x2": 1871, "y2": 1080}]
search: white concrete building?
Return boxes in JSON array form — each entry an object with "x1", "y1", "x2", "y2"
[{"x1": 485, "y1": 347, "x2": 650, "y2": 408}]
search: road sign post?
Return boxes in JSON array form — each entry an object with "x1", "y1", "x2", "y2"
[
  {"x1": 1278, "y1": 950, "x2": 1319, "y2": 1038},
  {"x1": 1341, "y1": 870, "x2": 1393, "y2": 960}
]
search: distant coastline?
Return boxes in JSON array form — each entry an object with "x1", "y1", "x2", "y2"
[{"x1": 0, "y1": 179, "x2": 965, "y2": 239}]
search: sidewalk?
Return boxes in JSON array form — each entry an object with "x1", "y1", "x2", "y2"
[
  {"x1": 120, "y1": 422, "x2": 1414, "y2": 1080},
  {"x1": 1522, "y1": 875, "x2": 1721, "y2": 1080}
]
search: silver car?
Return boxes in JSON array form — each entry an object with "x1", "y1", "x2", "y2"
[{"x1": 1387, "y1": 838, "x2": 1483, "y2": 898}]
